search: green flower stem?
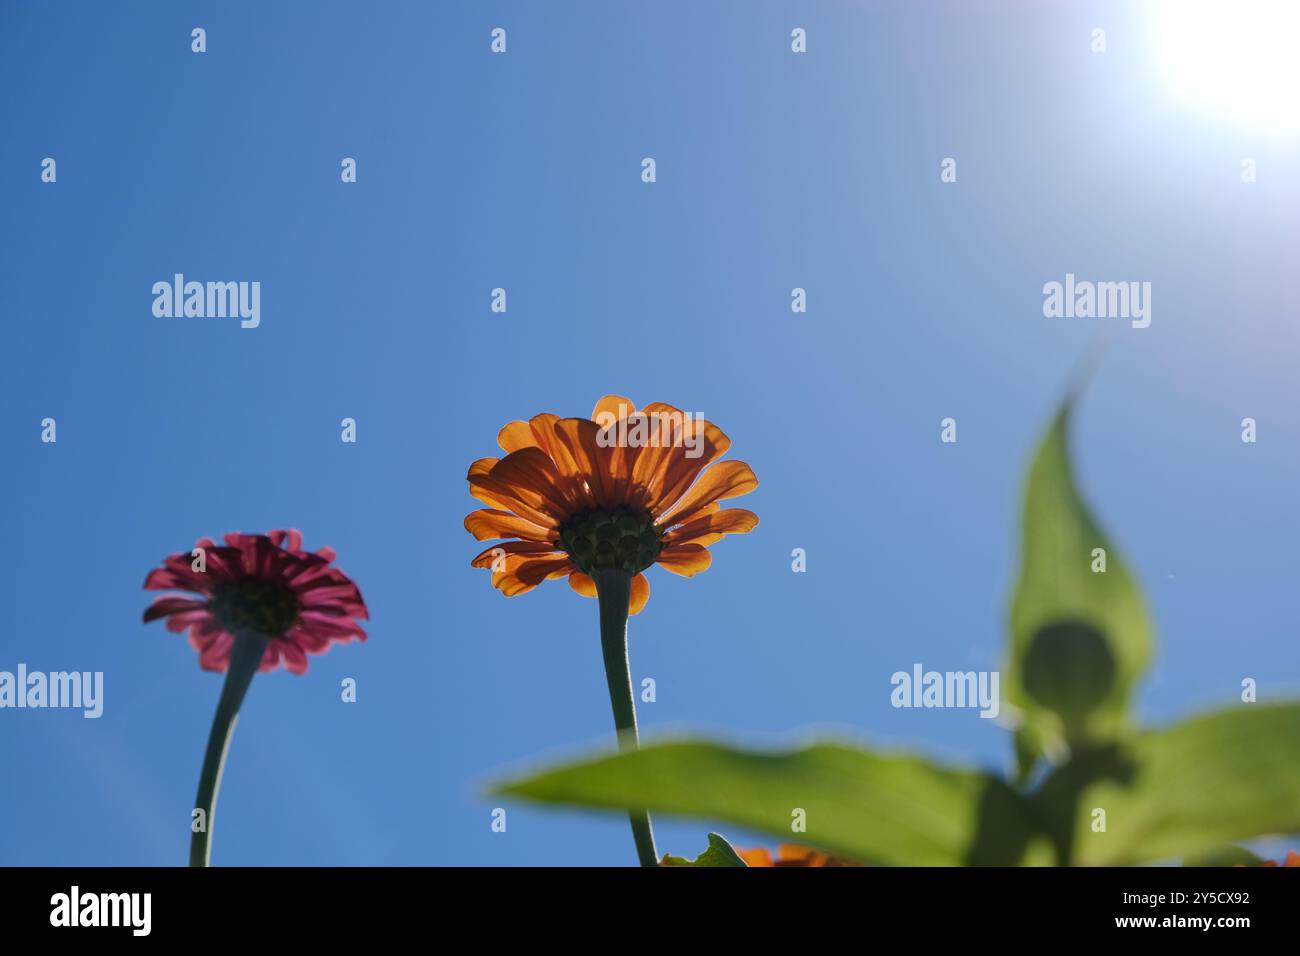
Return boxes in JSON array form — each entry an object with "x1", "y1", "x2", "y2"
[
  {"x1": 189, "y1": 631, "x2": 268, "y2": 867},
  {"x1": 591, "y1": 568, "x2": 659, "y2": 867}
]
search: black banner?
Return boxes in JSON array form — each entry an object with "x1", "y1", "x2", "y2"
[{"x1": 0, "y1": 866, "x2": 1290, "y2": 940}]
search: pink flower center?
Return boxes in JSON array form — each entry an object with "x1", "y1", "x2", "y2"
[{"x1": 211, "y1": 578, "x2": 300, "y2": 637}]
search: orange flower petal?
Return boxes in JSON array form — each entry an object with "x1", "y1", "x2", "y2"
[
  {"x1": 528, "y1": 413, "x2": 580, "y2": 478},
  {"x1": 497, "y1": 421, "x2": 538, "y2": 453},
  {"x1": 489, "y1": 447, "x2": 581, "y2": 516},
  {"x1": 468, "y1": 475, "x2": 560, "y2": 529},
  {"x1": 464, "y1": 509, "x2": 556, "y2": 543},
  {"x1": 739, "y1": 844, "x2": 858, "y2": 867},
  {"x1": 592, "y1": 395, "x2": 642, "y2": 504},
  {"x1": 657, "y1": 460, "x2": 758, "y2": 528},
  {"x1": 650, "y1": 420, "x2": 732, "y2": 515},
  {"x1": 524, "y1": 413, "x2": 597, "y2": 512},
  {"x1": 629, "y1": 573, "x2": 650, "y2": 615},
  {"x1": 626, "y1": 405, "x2": 704, "y2": 510},
  {"x1": 555, "y1": 417, "x2": 614, "y2": 508},
  {"x1": 599, "y1": 416, "x2": 648, "y2": 506},
  {"x1": 469, "y1": 457, "x2": 498, "y2": 479},
  {"x1": 664, "y1": 508, "x2": 759, "y2": 546},
  {"x1": 591, "y1": 395, "x2": 637, "y2": 426},
  {"x1": 568, "y1": 570, "x2": 597, "y2": 598},
  {"x1": 775, "y1": 845, "x2": 838, "y2": 866},
  {"x1": 568, "y1": 570, "x2": 648, "y2": 612},
  {"x1": 663, "y1": 501, "x2": 720, "y2": 529},
  {"x1": 627, "y1": 452, "x2": 674, "y2": 510},
  {"x1": 492, "y1": 555, "x2": 575, "y2": 596},
  {"x1": 656, "y1": 543, "x2": 712, "y2": 577},
  {"x1": 471, "y1": 540, "x2": 559, "y2": 568}
]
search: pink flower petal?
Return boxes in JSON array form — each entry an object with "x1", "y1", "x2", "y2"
[{"x1": 142, "y1": 595, "x2": 207, "y2": 623}]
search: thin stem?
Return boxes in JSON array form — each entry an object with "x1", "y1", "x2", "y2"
[
  {"x1": 591, "y1": 568, "x2": 658, "y2": 867},
  {"x1": 189, "y1": 631, "x2": 268, "y2": 867}
]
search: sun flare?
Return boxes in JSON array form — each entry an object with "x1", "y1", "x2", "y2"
[{"x1": 1149, "y1": 0, "x2": 1300, "y2": 136}]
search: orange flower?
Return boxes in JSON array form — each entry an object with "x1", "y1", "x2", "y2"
[
  {"x1": 1260, "y1": 851, "x2": 1300, "y2": 867},
  {"x1": 738, "y1": 844, "x2": 862, "y2": 867},
  {"x1": 465, "y1": 396, "x2": 759, "y2": 614}
]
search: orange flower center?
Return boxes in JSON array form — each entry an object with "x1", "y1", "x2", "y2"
[{"x1": 558, "y1": 507, "x2": 664, "y2": 576}]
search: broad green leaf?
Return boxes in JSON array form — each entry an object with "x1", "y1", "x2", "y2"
[
  {"x1": 660, "y1": 832, "x2": 748, "y2": 867},
  {"x1": 496, "y1": 740, "x2": 1037, "y2": 866},
  {"x1": 1008, "y1": 403, "x2": 1153, "y2": 749},
  {"x1": 1036, "y1": 704, "x2": 1300, "y2": 865}
]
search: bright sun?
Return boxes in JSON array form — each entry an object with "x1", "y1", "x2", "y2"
[{"x1": 1149, "y1": 0, "x2": 1300, "y2": 136}]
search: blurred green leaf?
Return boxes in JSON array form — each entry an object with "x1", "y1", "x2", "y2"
[
  {"x1": 1008, "y1": 404, "x2": 1153, "y2": 749},
  {"x1": 660, "y1": 832, "x2": 748, "y2": 867},
  {"x1": 1037, "y1": 704, "x2": 1300, "y2": 865},
  {"x1": 496, "y1": 740, "x2": 1037, "y2": 865},
  {"x1": 1013, "y1": 726, "x2": 1045, "y2": 786}
]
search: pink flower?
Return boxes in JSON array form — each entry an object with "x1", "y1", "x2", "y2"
[{"x1": 143, "y1": 529, "x2": 368, "y2": 674}]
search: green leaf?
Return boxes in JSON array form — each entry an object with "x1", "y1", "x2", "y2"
[
  {"x1": 1036, "y1": 704, "x2": 1300, "y2": 865},
  {"x1": 660, "y1": 832, "x2": 748, "y2": 867},
  {"x1": 1008, "y1": 403, "x2": 1154, "y2": 749},
  {"x1": 495, "y1": 740, "x2": 1038, "y2": 866},
  {"x1": 1013, "y1": 726, "x2": 1044, "y2": 786}
]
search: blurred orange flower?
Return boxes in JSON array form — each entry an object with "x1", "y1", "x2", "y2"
[{"x1": 739, "y1": 844, "x2": 863, "y2": 867}]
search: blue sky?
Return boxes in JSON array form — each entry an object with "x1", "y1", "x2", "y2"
[{"x1": 1, "y1": 1, "x2": 1297, "y2": 865}]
